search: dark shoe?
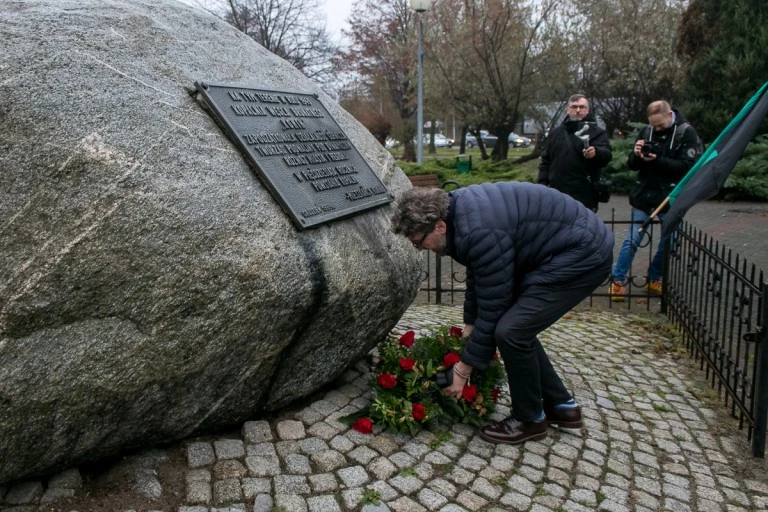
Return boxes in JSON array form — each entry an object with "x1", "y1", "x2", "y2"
[
  {"x1": 544, "y1": 405, "x2": 584, "y2": 432},
  {"x1": 479, "y1": 417, "x2": 548, "y2": 445}
]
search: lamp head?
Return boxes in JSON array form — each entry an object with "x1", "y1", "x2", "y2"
[{"x1": 410, "y1": 0, "x2": 432, "y2": 12}]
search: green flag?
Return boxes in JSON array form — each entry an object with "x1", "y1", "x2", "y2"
[{"x1": 662, "y1": 81, "x2": 768, "y2": 239}]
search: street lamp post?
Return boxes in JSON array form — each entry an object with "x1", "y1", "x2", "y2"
[{"x1": 410, "y1": 0, "x2": 432, "y2": 165}]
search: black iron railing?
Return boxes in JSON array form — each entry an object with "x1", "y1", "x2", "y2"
[
  {"x1": 416, "y1": 214, "x2": 768, "y2": 456},
  {"x1": 665, "y1": 221, "x2": 767, "y2": 457}
]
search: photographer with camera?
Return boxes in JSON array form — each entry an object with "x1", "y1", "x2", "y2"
[
  {"x1": 393, "y1": 183, "x2": 614, "y2": 444},
  {"x1": 609, "y1": 100, "x2": 702, "y2": 301},
  {"x1": 538, "y1": 94, "x2": 612, "y2": 211}
]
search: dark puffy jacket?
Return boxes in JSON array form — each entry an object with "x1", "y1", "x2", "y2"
[
  {"x1": 538, "y1": 113, "x2": 612, "y2": 210},
  {"x1": 445, "y1": 182, "x2": 614, "y2": 370},
  {"x1": 628, "y1": 109, "x2": 701, "y2": 213}
]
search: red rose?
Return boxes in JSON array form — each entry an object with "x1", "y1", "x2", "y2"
[
  {"x1": 461, "y1": 384, "x2": 478, "y2": 402},
  {"x1": 399, "y1": 357, "x2": 416, "y2": 371},
  {"x1": 377, "y1": 373, "x2": 397, "y2": 389},
  {"x1": 442, "y1": 352, "x2": 461, "y2": 368},
  {"x1": 449, "y1": 326, "x2": 463, "y2": 338},
  {"x1": 492, "y1": 351, "x2": 500, "y2": 360},
  {"x1": 412, "y1": 403, "x2": 426, "y2": 421},
  {"x1": 352, "y1": 417, "x2": 373, "y2": 434},
  {"x1": 399, "y1": 331, "x2": 415, "y2": 347},
  {"x1": 491, "y1": 388, "x2": 501, "y2": 402}
]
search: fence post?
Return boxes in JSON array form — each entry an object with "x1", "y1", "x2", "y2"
[
  {"x1": 661, "y1": 227, "x2": 670, "y2": 314},
  {"x1": 435, "y1": 254, "x2": 442, "y2": 304},
  {"x1": 752, "y1": 281, "x2": 768, "y2": 457}
]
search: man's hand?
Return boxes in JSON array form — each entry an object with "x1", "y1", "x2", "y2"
[
  {"x1": 583, "y1": 146, "x2": 596, "y2": 159},
  {"x1": 443, "y1": 361, "x2": 473, "y2": 399},
  {"x1": 463, "y1": 324, "x2": 473, "y2": 338},
  {"x1": 635, "y1": 140, "x2": 657, "y2": 161}
]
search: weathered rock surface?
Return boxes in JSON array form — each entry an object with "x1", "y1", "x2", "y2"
[{"x1": 0, "y1": 0, "x2": 419, "y2": 484}]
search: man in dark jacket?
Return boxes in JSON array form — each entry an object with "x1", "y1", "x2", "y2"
[
  {"x1": 392, "y1": 182, "x2": 614, "y2": 444},
  {"x1": 538, "y1": 94, "x2": 613, "y2": 211},
  {"x1": 609, "y1": 100, "x2": 702, "y2": 301}
]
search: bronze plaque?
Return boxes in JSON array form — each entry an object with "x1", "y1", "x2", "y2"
[{"x1": 195, "y1": 82, "x2": 393, "y2": 230}]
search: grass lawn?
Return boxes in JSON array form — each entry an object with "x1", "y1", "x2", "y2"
[{"x1": 389, "y1": 146, "x2": 540, "y2": 187}]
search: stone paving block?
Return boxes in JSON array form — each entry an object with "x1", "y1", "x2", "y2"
[
  {"x1": 186, "y1": 479, "x2": 212, "y2": 505},
  {"x1": 3, "y1": 482, "x2": 43, "y2": 505},
  {"x1": 631, "y1": 490, "x2": 660, "y2": 510},
  {"x1": 348, "y1": 446, "x2": 379, "y2": 465},
  {"x1": 214, "y1": 439, "x2": 245, "y2": 460},
  {"x1": 213, "y1": 478, "x2": 242, "y2": 504},
  {"x1": 285, "y1": 453, "x2": 312, "y2": 474},
  {"x1": 500, "y1": 491, "x2": 532, "y2": 511},
  {"x1": 311, "y1": 450, "x2": 347, "y2": 472},
  {"x1": 597, "y1": 499, "x2": 631, "y2": 512},
  {"x1": 295, "y1": 407, "x2": 326, "y2": 425},
  {"x1": 306, "y1": 494, "x2": 342, "y2": 512},
  {"x1": 277, "y1": 419, "x2": 306, "y2": 440},
  {"x1": 241, "y1": 477, "x2": 270, "y2": 499},
  {"x1": 414, "y1": 462, "x2": 435, "y2": 480},
  {"x1": 299, "y1": 436, "x2": 330, "y2": 454},
  {"x1": 517, "y1": 465, "x2": 544, "y2": 483},
  {"x1": 274, "y1": 440, "x2": 300, "y2": 457},
  {"x1": 445, "y1": 467, "x2": 473, "y2": 486},
  {"x1": 242, "y1": 421, "x2": 272, "y2": 444},
  {"x1": 663, "y1": 497, "x2": 692, "y2": 512},
  {"x1": 187, "y1": 441, "x2": 216, "y2": 468},
  {"x1": 457, "y1": 453, "x2": 487, "y2": 472},
  {"x1": 388, "y1": 495, "x2": 427, "y2": 512},
  {"x1": 252, "y1": 493, "x2": 274, "y2": 512},
  {"x1": 275, "y1": 494, "x2": 308, "y2": 511},
  {"x1": 329, "y1": 434, "x2": 355, "y2": 453},
  {"x1": 179, "y1": 507, "x2": 209, "y2": 512},
  {"x1": 337, "y1": 465, "x2": 370, "y2": 487},
  {"x1": 247, "y1": 442, "x2": 278, "y2": 457},
  {"x1": 368, "y1": 480, "x2": 398, "y2": 501},
  {"x1": 244, "y1": 455, "x2": 281, "y2": 477},
  {"x1": 455, "y1": 490, "x2": 488, "y2": 511},
  {"x1": 213, "y1": 459, "x2": 248, "y2": 479},
  {"x1": 307, "y1": 421, "x2": 339, "y2": 440},
  {"x1": 417, "y1": 487, "x2": 448, "y2": 510},
  {"x1": 389, "y1": 451, "x2": 417, "y2": 469},
  {"x1": 427, "y1": 477, "x2": 457, "y2": 499},
  {"x1": 341, "y1": 488, "x2": 364, "y2": 509},
  {"x1": 389, "y1": 474, "x2": 424, "y2": 494},
  {"x1": 324, "y1": 389, "x2": 352, "y2": 407},
  {"x1": 423, "y1": 451, "x2": 452, "y2": 465},
  {"x1": 471, "y1": 477, "x2": 502, "y2": 501},
  {"x1": 368, "y1": 456, "x2": 399, "y2": 481},
  {"x1": 309, "y1": 473, "x2": 338, "y2": 493},
  {"x1": 311, "y1": 399, "x2": 340, "y2": 416},
  {"x1": 274, "y1": 475, "x2": 311, "y2": 495},
  {"x1": 402, "y1": 440, "x2": 430, "y2": 459}
]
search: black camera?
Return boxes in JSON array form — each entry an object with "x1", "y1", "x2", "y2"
[
  {"x1": 641, "y1": 141, "x2": 662, "y2": 156},
  {"x1": 435, "y1": 368, "x2": 454, "y2": 388}
]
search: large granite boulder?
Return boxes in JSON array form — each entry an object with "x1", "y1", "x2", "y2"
[{"x1": 0, "y1": 0, "x2": 420, "y2": 484}]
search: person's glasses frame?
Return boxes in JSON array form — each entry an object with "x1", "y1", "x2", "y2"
[{"x1": 412, "y1": 231, "x2": 430, "y2": 250}]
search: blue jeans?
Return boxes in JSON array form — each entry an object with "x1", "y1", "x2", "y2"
[{"x1": 612, "y1": 207, "x2": 665, "y2": 283}]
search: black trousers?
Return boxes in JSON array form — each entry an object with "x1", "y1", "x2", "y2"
[{"x1": 494, "y1": 258, "x2": 612, "y2": 422}]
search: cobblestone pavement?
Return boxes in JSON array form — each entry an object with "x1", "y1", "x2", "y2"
[{"x1": 3, "y1": 304, "x2": 768, "y2": 512}]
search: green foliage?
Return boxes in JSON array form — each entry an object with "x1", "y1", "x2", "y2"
[
  {"x1": 677, "y1": 0, "x2": 768, "y2": 141},
  {"x1": 724, "y1": 135, "x2": 768, "y2": 200},
  {"x1": 366, "y1": 327, "x2": 506, "y2": 435},
  {"x1": 396, "y1": 148, "x2": 540, "y2": 187},
  {"x1": 361, "y1": 488, "x2": 382, "y2": 506}
]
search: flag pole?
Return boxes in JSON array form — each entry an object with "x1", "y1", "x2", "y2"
[{"x1": 638, "y1": 197, "x2": 669, "y2": 234}]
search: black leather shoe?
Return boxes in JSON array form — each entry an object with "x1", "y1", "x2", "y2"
[
  {"x1": 544, "y1": 405, "x2": 583, "y2": 430},
  {"x1": 479, "y1": 417, "x2": 548, "y2": 445}
]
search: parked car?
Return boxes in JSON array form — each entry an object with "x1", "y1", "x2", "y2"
[
  {"x1": 464, "y1": 130, "x2": 497, "y2": 149},
  {"x1": 508, "y1": 132, "x2": 532, "y2": 148},
  {"x1": 414, "y1": 134, "x2": 454, "y2": 148}
]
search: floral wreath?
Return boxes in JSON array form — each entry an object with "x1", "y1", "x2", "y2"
[{"x1": 350, "y1": 326, "x2": 505, "y2": 435}]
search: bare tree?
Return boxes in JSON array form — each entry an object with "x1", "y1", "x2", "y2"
[
  {"x1": 430, "y1": 0, "x2": 567, "y2": 161},
  {"x1": 340, "y1": 0, "x2": 420, "y2": 161},
  {"x1": 188, "y1": 0, "x2": 339, "y2": 86}
]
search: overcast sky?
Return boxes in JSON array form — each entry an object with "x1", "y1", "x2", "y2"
[{"x1": 175, "y1": 0, "x2": 354, "y2": 46}]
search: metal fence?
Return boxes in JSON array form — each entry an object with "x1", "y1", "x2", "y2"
[{"x1": 417, "y1": 215, "x2": 768, "y2": 456}]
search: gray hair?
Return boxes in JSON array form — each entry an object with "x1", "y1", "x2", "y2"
[{"x1": 392, "y1": 187, "x2": 450, "y2": 236}]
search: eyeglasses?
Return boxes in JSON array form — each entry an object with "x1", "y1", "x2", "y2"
[
  {"x1": 568, "y1": 104, "x2": 589, "y2": 110},
  {"x1": 412, "y1": 231, "x2": 430, "y2": 250}
]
